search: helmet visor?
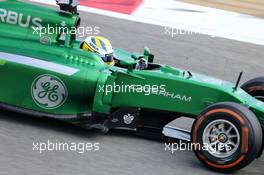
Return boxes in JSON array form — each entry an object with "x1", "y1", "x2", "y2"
[{"x1": 102, "y1": 53, "x2": 114, "y2": 62}]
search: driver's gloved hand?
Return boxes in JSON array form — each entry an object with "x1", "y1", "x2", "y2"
[{"x1": 135, "y1": 58, "x2": 148, "y2": 70}]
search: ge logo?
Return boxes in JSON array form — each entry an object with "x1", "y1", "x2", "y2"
[
  {"x1": 31, "y1": 75, "x2": 68, "y2": 109},
  {"x1": 123, "y1": 113, "x2": 134, "y2": 125}
]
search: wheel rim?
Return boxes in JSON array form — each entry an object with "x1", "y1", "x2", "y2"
[{"x1": 202, "y1": 119, "x2": 240, "y2": 158}]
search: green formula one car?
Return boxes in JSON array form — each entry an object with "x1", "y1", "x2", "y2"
[{"x1": 0, "y1": 0, "x2": 264, "y2": 172}]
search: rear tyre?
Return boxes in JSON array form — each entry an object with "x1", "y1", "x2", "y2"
[
  {"x1": 241, "y1": 77, "x2": 264, "y2": 102},
  {"x1": 191, "y1": 102, "x2": 262, "y2": 173}
]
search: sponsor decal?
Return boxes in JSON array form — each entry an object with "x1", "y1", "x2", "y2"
[
  {"x1": 0, "y1": 8, "x2": 42, "y2": 28},
  {"x1": 31, "y1": 75, "x2": 68, "y2": 109},
  {"x1": 40, "y1": 36, "x2": 52, "y2": 45},
  {"x1": 153, "y1": 89, "x2": 192, "y2": 102},
  {"x1": 123, "y1": 113, "x2": 134, "y2": 124}
]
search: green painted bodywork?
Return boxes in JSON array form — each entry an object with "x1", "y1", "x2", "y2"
[{"x1": 0, "y1": 0, "x2": 264, "y2": 125}]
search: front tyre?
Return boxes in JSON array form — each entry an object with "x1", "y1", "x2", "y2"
[{"x1": 191, "y1": 102, "x2": 262, "y2": 172}]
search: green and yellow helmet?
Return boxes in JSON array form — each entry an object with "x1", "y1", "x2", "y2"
[{"x1": 81, "y1": 36, "x2": 115, "y2": 66}]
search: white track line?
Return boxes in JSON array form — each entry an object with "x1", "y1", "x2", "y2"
[{"x1": 30, "y1": 0, "x2": 264, "y2": 46}]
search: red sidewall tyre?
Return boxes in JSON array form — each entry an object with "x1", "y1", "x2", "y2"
[{"x1": 191, "y1": 102, "x2": 262, "y2": 173}]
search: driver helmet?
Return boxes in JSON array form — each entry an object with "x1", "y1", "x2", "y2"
[{"x1": 81, "y1": 36, "x2": 115, "y2": 66}]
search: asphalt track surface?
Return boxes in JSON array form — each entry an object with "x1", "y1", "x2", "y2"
[{"x1": 1, "y1": 8, "x2": 264, "y2": 175}]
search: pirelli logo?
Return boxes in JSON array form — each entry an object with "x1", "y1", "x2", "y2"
[{"x1": 0, "y1": 8, "x2": 42, "y2": 28}]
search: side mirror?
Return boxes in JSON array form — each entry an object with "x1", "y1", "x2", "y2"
[
  {"x1": 144, "y1": 47, "x2": 151, "y2": 56},
  {"x1": 144, "y1": 47, "x2": 154, "y2": 63},
  {"x1": 148, "y1": 54, "x2": 154, "y2": 63}
]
